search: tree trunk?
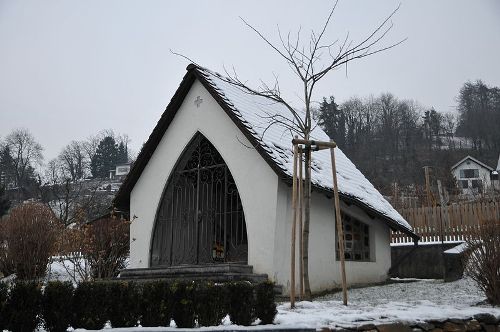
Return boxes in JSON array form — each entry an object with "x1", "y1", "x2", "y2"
[{"x1": 302, "y1": 147, "x2": 312, "y2": 299}]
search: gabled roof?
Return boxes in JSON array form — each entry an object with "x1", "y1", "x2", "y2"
[
  {"x1": 451, "y1": 155, "x2": 494, "y2": 171},
  {"x1": 114, "y1": 64, "x2": 417, "y2": 239}
]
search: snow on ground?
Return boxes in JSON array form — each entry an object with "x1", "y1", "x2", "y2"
[
  {"x1": 276, "y1": 278, "x2": 500, "y2": 329},
  {"x1": 3, "y1": 272, "x2": 499, "y2": 331},
  {"x1": 70, "y1": 278, "x2": 499, "y2": 331}
]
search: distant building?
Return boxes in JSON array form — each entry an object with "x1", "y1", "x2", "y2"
[
  {"x1": 109, "y1": 163, "x2": 131, "y2": 181},
  {"x1": 451, "y1": 155, "x2": 498, "y2": 195}
]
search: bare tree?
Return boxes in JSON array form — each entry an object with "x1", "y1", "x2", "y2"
[
  {"x1": 59, "y1": 140, "x2": 87, "y2": 181},
  {"x1": 189, "y1": 2, "x2": 405, "y2": 299},
  {"x1": 42, "y1": 158, "x2": 112, "y2": 226},
  {"x1": 3, "y1": 129, "x2": 43, "y2": 200}
]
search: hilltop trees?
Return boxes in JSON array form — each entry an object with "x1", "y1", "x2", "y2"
[
  {"x1": 315, "y1": 93, "x2": 457, "y2": 192},
  {"x1": 58, "y1": 141, "x2": 86, "y2": 181},
  {"x1": 456, "y1": 80, "x2": 500, "y2": 151},
  {"x1": 90, "y1": 135, "x2": 128, "y2": 179},
  {"x1": 0, "y1": 186, "x2": 10, "y2": 217},
  {"x1": 0, "y1": 129, "x2": 43, "y2": 200}
]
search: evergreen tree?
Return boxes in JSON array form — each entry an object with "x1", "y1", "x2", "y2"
[
  {"x1": 116, "y1": 142, "x2": 128, "y2": 165},
  {"x1": 90, "y1": 136, "x2": 118, "y2": 178},
  {"x1": 316, "y1": 96, "x2": 346, "y2": 147}
]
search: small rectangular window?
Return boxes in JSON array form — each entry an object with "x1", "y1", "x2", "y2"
[
  {"x1": 460, "y1": 169, "x2": 479, "y2": 179},
  {"x1": 471, "y1": 179, "x2": 482, "y2": 188},
  {"x1": 460, "y1": 180, "x2": 469, "y2": 189},
  {"x1": 336, "y1": 214, "x2": 371, "y2": 262}
]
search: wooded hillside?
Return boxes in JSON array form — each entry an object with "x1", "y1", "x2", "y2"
[{"x1": 316, "y1": 80, "x2": 500, "y2": 198}]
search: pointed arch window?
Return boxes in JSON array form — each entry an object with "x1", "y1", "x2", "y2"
[{"x1": 150, "y1": 133, "x2": 248, "y2": 266}]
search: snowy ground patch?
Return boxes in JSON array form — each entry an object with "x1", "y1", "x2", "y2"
[{"x1": 276, "y1": 278, "x2": 500, "y2": 329}]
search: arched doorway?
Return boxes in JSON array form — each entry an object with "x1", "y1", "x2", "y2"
[{"x1": 150, "y1": 133, "x2": 248, "y2": 266}]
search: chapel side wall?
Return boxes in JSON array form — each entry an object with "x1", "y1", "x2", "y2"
[
  {"x1": 129, "y1": 80, "x2": 280, "y2": 275},
  {"x1": 274, "y1": 186, "x2": 391, "y2": 294}
]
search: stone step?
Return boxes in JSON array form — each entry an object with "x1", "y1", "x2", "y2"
[
  {"x1": 119, "y1": 272, "x2": 268, "y2": 283},
  {"x1": 120, "y1": 263, "x2": 254, "y2": 278},
  {"x1": 118, "y1": 263, "x2": 283, "y2": 294}
]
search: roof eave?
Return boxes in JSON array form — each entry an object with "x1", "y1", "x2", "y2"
[{"x1": 113, "y1": 68, "x2": 197, "y2": 209}]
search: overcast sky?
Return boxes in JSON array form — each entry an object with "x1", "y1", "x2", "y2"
[{"x1": 1, "y1": 0, "x2": 499, "y2": 161}]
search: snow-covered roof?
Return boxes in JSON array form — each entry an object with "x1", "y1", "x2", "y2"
[
  {"x1": 195, "y1": 66, "x2": 412, "y2": 234},
  {"x1": 451, "y1": 155, "x2": 494, "y2": 171},
  {"x1": 115, "y1": 64, "x2": 415, "y2": 237}
]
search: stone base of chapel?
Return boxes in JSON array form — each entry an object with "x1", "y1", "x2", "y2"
[{"x1": 118, "y1": 263, "x2": 281, "y2": 291}]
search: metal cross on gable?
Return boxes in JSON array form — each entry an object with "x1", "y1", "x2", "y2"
[{"x1": 194, "y1": 96, "x2": 203, "y2": 108}]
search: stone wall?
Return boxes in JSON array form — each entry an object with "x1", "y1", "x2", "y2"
[
  {"x1": 324, "y1": 313, "x2": 500, "y2": 331},
  {"x1": 390, "y1": 243, "x2": 462, "y2": 279}
]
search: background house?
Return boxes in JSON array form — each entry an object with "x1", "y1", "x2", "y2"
[
  {"x1": 109, "y1": 163, "x2": 132, "y2": 181},
  {"x1": 451, "y1": 156, "x2": 496, "y2": 195}
]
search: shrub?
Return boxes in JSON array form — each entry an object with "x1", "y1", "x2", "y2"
[
  {"x1": 0, "y1": 282, "x2": 8, "y2": 331},
  {"x1": 106, "y1": 281, "x2": 140, "y2": 328},
  {"x1": 464, "y1": 221, "x2": 500, "y2": 305},
  {"x1": 227, "y1": 281, "x2": 255, "y2": 326},
  {"x1": 195, "y1": 281, "x2": 227, "y2": 326},
  {"x1": 0, "y1": 202, "x2": 61, "y2": 279},
  {"x1": 42, "y1": 281, "x2": 74, "y2": 332},
  {"x1": 72, "y1": 281, "x2": 108, "y2": 330},
  {"x1": 59, "y1": 216, "x2": 130, "y2": 281},
  {"x1": 255, "y1": 281, "x2": 277, "y2": 324},
  {"x1": 86, "y1": 217, "x2": 130, "y2": 279},
  {"x1": 139, "y1": 280, "x2": 172, "y2": 327},
  {"x1": 5, "y1": 282, "x2": 42, "y2": 332},
  {"x1": 171, "y1": 281, "x2": 196, "y2": 328}
]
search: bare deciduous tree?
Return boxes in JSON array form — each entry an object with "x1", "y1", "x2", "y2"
[
  {"x1": 59, "y1": 140, "x2": 87, "y2": 181},
  {"x1": 194, "y1": 2, "x2": 404, "y2": 299},
  {"x1": 42, "y1": 158, "x2": 112, "y2": 226},
  {"x1": 3, "y1": 128, "x2": 43, "y2": 191}
]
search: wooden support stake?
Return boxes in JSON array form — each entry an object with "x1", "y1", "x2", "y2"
[
  {"x1": 330, "y1": 146, "x2": 348, "y2": 306},
  {"x1": 298, "y1": 147, "x2": 304, "y2": 299},
  {"x1": 290, "y1": 139, "x2": 299, "y2": 308},
  {"x1": 437, "y1": 180, "x2": 446, "y2": 244}
]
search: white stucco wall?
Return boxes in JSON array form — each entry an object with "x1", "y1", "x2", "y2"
[
  {"x1": 129, "y1": 80, "x2": 280, "y2": 275},
  {"x1": 273, "y1": 183, "x2": 391, "y2": 294},
  {"x1": 129, "y1": 78, "x2": 392, "y2": 294},
  {"x1": 452, "y1": 159, "x2": 492, "y2": 194}
]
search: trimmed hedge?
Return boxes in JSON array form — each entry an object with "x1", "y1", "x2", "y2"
[
  {"x1": 42, "y1": 281, "x2": 74, "y2": 332},
  {"x1": 255, "y1": 281, "x2": 277, "y2": 324},
  {"x1": 0, "y1": 282, "x2": 8, "y2": 331},
  {"x1": 139, "y1": 280, "x2": 172, "y2": 327},
  {"x1": 106, "y1": 281, "x2": 140, "y2": 328},
  {"x1": 195, "y1": 281, "x2": 227, "y2": 327},
  {"x1": 0, "y1": 279, "x2": 277, "y2": 330},
  {"x1": 5, "y1": 282, "x2": 42, "y2": 332},
  {"x1": 171, "y1": 281, "x2": 196, "y2": 328},
  {"x1": 71, "y1": 281, "x2": 108, "y2": 330},
  {"x1": 227, "y1": 281, "x2": 256, "y2": 326}
]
